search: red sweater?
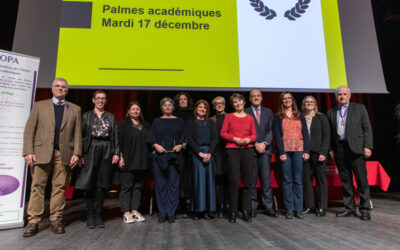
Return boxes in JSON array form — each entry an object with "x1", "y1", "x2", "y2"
[{"x1": 220, "y1": 113, "x2": 257, "y2": 148}]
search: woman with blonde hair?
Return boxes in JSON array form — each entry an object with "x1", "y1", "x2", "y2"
[{"x1": 301, "y1": 96, "x2": 330, "y2": 217}]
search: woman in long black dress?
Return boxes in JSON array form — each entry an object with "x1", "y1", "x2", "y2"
[
  {"x1": 147, "y1": 97, "x2": 185, "y2": 223},
  {"x1": 118, "y1": 101, "x2": 150, "y2": 223},
  {"x1": 185, "y1": 100, "x2": 217, "y2": 220},
  {"x1": 210, "y1": 96, "x2": 228, "y2": 217},
  {"x1": 75, "y1": 90, "x2": 119, "y2": 229},
  {"x1": 173, "y1": 92, "x2": 194, "y2": 214}
]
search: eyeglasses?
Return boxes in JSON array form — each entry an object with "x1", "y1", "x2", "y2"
[
  {"x1": 305, "y1": 101, "x2": 314, "y2": 104},
  {"x1": 215, "y1": 102, "x2": 225, "y2": 105},
  {"x1": 282, "y1": 97, "x2": 292, "y2": 101},
  {"x1": 95, "y1": 97, "x2": 106, "y2": 101}
]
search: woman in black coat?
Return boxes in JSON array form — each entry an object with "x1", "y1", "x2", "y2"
[
  {"x1": 301, "y1": 96, "x2": 331, "y2": 216},
  {"x1": 75, "y1": 90, "x2": 119, "y2": 229},
  {"x1": 118, "y1": 101, "x2": 150, "y2": 223}
]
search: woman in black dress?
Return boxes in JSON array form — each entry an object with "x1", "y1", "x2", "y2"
[
  {"x1": 185, "y1": 100, "x2": 217, "y2": 220},
  {"x1": 147, "y1": 97, "x2": 185, "y2": 223},
  {"x1": 75, "y1": 90, "x2": 119, "y2": 229},
  {"x1": 301, "y1": 96, "x2": 330, "y2": 217},
  {"x1": 118, "y1": 101, "x2": 150, "y2": 223},
  {"x1": 210, "y1": 96, "x2": 228, "y2": 217},
  {"x1": 173, "y1": 92, "x2": 194, "y2": 214}
]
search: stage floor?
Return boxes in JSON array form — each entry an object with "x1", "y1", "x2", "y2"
[{"x1": 1, "y1": 193, "x2": 400, "y2": 250}]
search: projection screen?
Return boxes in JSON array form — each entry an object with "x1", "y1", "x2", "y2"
[{"x1": 12, "y1": 0, "x2": 387, "y2": 93}]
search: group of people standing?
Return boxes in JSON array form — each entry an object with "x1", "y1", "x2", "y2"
[{"x1": 22, "y1": 78, "x2": 374, "y2": 237}]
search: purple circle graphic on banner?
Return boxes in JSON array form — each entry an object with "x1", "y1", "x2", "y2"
[{"x1": 0, "y1": 175, "x2": 20, "y2": 196}]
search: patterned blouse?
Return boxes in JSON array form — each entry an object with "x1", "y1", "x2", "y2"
[
  {"x1": 282, "y1": 116, "x2": 304, "y2": 152},
  {"x1": 91, "y1": 115, "x2": 111, "y2": 138}
]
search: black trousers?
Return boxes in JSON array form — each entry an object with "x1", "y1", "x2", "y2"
[
  {"x1": 302, "y1": 153, "x2": 328, "y2": 210},
  {"x1": 215, "y1": 174, "x2": 229, "y2": 206},
  {"x1": 335, "y1": 141, "x2": 371, "y2": 213},
  {"x1": 119, "y1": 170, "x2": 146, "y2": 212},
  {"x1": 226, "y1": 148, "x2": 255, "y2": 212}
]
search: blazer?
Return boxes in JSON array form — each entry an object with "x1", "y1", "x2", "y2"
[
  {"x1": 272, "y1": 113, "x2": 310, "y2": 156},
  {"x1": 82, "y1": 110, "x2": 120, "y2": 156},
  {"x1": 23, "y1": 98, "x2": 82, "y2": 165},
  {"x1": 327, "y1": 102, "x2": 373, "y2": 155},
  {"x1": 308, "y1": 113, "x2": 331, "y2": 156},
  {"x1": 245, "y1": 106, "x2": 274, "y2": 155}
]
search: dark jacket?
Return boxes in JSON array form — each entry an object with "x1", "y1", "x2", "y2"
[
  {"x1": 184, "y1": 119, "x2": 218, "y2": 155},
  {"x1": 244, "y1": 106, "x2": 274, "y2": 155},
  {"x1": 308, "y1": 113, "x2": 331, "y2": 156},
  {"x1": 272, "y1": 113, "x2": 310, "y2": 156},
  {"x1": 327, "y1": 102, "x2": 373, "y2": 155},
  {"x1": 82, "y1": 110, "x2": 119, "y2": 156}
]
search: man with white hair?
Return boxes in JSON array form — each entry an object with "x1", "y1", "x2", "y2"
[
  {"x1": 22, "y1": 78, "x2": 82, "y2": 236},
  {"x1": 327, "y1": 86, "x2": 373, "y2": 221}
]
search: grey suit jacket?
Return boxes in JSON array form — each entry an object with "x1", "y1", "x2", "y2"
[
  {"x1": 23, "y1": 98, "x2": 82, "y2": 165},
  {"x1": 327, "y1": 102, "x2": 373, "y2": 155},
  {"x1": 245, "y1": 106, "x2": 274, "y2": 155}
]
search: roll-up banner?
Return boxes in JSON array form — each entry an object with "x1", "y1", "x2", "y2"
[{"x1": 0, "y1": 49, "x2": 39, "y2": 230}]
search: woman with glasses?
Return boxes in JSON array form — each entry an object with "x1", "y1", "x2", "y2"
[
  {"x1": 75, "y1": 90, "x2": 120, "y2": 229},
  {"x1": 210, "y1": 96, "x2": 229, "y2": 217},
  {"x1": 272, "y1": 92, "x2": 310, "y2": 219},
  {"x1": 147, "y1": 97, "x2": 185, "y2": 223},
  {"x1": 301, "y1": 96, "x2": 330, "y2": 217}
]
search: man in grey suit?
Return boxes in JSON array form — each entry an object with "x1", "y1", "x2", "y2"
[
  {"x1": 327, "y1": 86, "x2": 373, "y2": 221},
  {"x1": 245, "y1": 89, "x2": 277, "y2": 218}
]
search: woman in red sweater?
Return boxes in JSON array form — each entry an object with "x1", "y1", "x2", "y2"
[{"x1": 220, "y1": 93, "x2": 257, "y2": 223}]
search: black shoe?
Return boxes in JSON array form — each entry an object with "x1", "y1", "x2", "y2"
[
  {"x1": 250, "y1": 208, "x2": 257, "y2": 218},
  {"x1": 168, "y1": 216, "x2": 175, "y2": 223},
  {"x1": 86, "y1": 213, "x2": 96, "y2": 229},
  {"x1": 158, "y1": 215, "x2": 167, "y2": 223},
  {"x1": 95, "y1": 214, "x2": 104, "y2": 228},
  {"x1": 302, "y1": 208, "x2": 316, "y2": 214},
  {"x1": 336, "y1": 210, "x2": 356, "y2": 217},
  {"x1": 242, "y1": 210, "x2": 252, "y2": 222},
  {"x1": 191, "y1": 213, "x2": 200, "y2": 221},
  {"x1": 316, "y1": 209, "x2": 326, "y2": 217},
  {"x1": 286, "y1": 210, "x2": 293, "y2": 219},
  {"x1": 360, "y1": 213, "x2": 371, "y2": 221},
  {"x1": 228, "y1": 212, "x2": 237, "y2": 223},
  {"x1": 294, "y1": 211, "x2": 305, "y2": 219},
  {"x1": 265, "y1": 208, "x2": 278, "y2": 218}
]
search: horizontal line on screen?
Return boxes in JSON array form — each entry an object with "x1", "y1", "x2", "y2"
[{"x1": 98, "y1": 68, "x2": 184, "y2": 71}]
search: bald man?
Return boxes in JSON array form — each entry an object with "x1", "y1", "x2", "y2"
[{"x1": 327, "y1": 86, "x2": 373, "y2": 221}]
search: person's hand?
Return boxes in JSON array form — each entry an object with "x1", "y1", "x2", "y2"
[
  {"x1": 112, "y1": 155, "x2": 119, "y2": 164},
  {"x1": 318, "y1": 155, "x2": 326, "y2": 162},
  {"x1": 243, "y1": 138, "x2": 251, "y2": 145},
  {"x1": 303, "y1": 153, "x2": 310, "y2": 161},
  {"x1": 154, "y1": 144, "x2": 165, "y2": 153},
  {"x1": 24, "y1": 154, "x2": 36, "y2": 167},
  {"x1": 203, "y1": 153, "x2": 211, "y2": 163},
  {"x1": 255, "y1": 143, "x2": 266, "y2": 153},
  {"x1": 280, "y1": 154, "x2": 287, "y2": 162},
  {"x1": 329, "y1": 151, "x2": 335, "y2": 161},
  {"x1": 69, "y1": 155, "x2": 80, "y2": 169},
  {"x1": 118, "y1": 156, "x2": 125, "y2": 169},
  {"x1": 173, "y1": 144, "x2": 183, "y2": 152},
  {"x1": 233, "y1": 137, "x2": 244, "y2": 146},
  {"x1": 364, "y1": 148, "x2": 372, "y2": 158},
  {"x1": 77, "y1": 158, "x2": 84, "y2": 167}
]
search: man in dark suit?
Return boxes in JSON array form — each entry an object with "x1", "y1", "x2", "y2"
[
  {"x1": 327, "y1": 86, "x2": 373, "y2": 221},
  {"x1": 22, "y1": 78, "x2": 82, "y2": 236},
  {"x1": 245, "y1": 89, "x2": 277, "y2": 218}
]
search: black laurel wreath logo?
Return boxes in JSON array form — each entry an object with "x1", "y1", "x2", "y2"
[
  {"x1": 284, "y1": 0, "x2": 311, "y2": 21},
  {"x1": 249, "y1": 0, "x2": 277, "y2": 20},
  {"x1": 249, "y1": 0, "x2": 311, "y2": 21}
]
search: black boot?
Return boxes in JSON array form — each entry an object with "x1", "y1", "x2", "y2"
[
  {"x1": 85, "y1": 192, "x2": 95, "y2": 229},
  {"x1": 94, "y1": 188, "x2": 105, "y2": 228},
  {"x1": 217, "y1": 204, "x2": 224, "y2": 218},
  {"x1": 229, "y1": 212, "x2": 237, "y2": 223}
]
